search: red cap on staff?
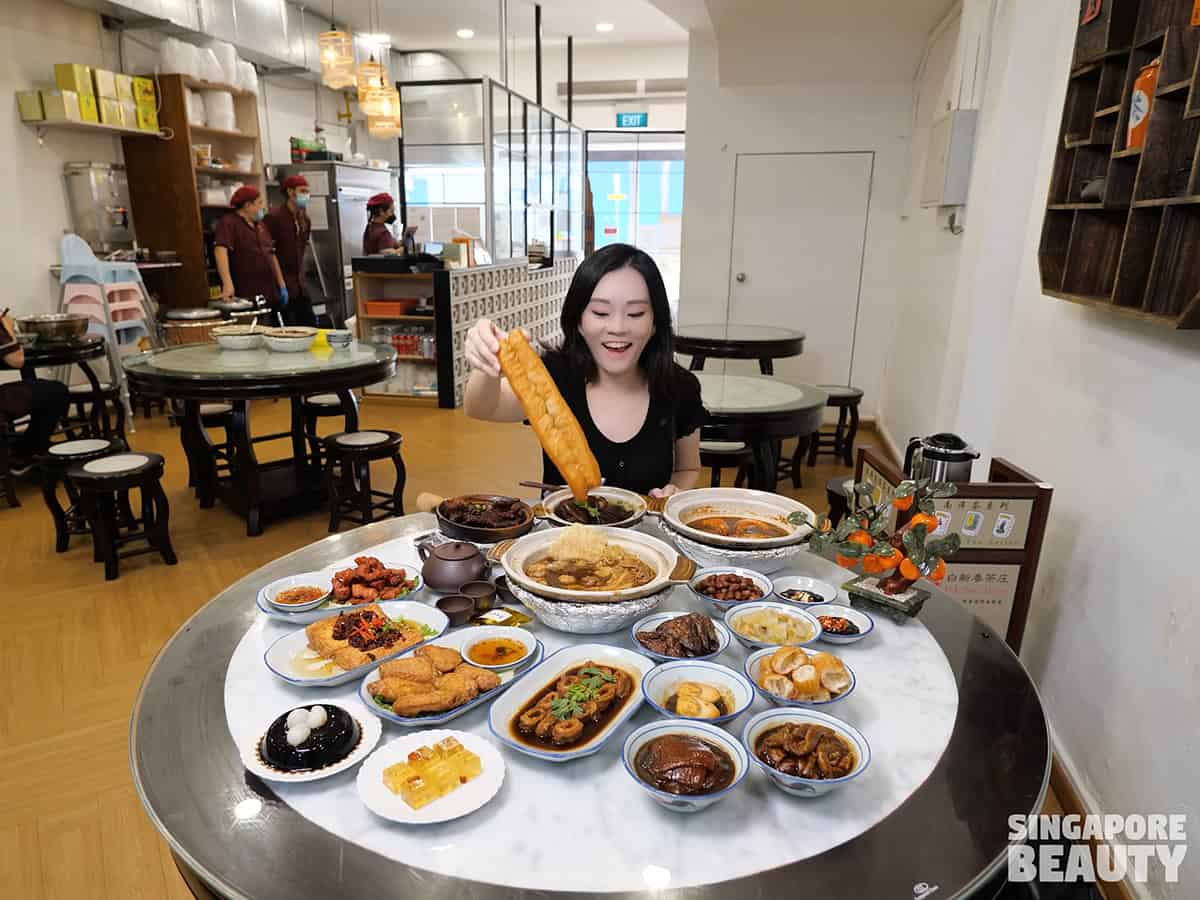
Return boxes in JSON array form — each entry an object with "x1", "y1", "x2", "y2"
[
  {"x1": 229, "y1": 185, "x2": 261, "y2": 209},
  {"x1": 281, "y1": 175, "x2": 309, "y2": 191},
  {"x1": 367, "y1": 192, "x2": 393, "y2": 209}
]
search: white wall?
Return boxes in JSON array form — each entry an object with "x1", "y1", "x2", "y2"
[
  {"x1": 2, "y1": 0, "x2": 123, "y2": 317},
  {"x1": 883, "y1": 3, "x2": 1200, "y2": 895},
  {"x1": 677, "y1": 29, "x2": 909, "y2": 417}
]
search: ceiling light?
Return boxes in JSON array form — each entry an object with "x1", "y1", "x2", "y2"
[
  {"x1": 359, "y1": 33, "x2": 391, "y2": 46},
  {"x1": 457, "y1": 28, "x2": 475, "y2": 39},
  {"x1": 595, "y1": 23, "x2": 614, "y2": 32}
]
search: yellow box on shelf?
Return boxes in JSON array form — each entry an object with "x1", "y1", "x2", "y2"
[
  {"x1": 17, "y1": 91, "x2": 45, "y2": 122},
  {"x1": 93, "y1": 68, "x2": 117, "y2": 99},
  {"x1": 135, "y1": 104, "x2": 158, "y2": 132},
  {"x1": 77, "y1": 91, "x2": 99, "y2": 123},
  {"x1": 115, "y1": 73, "x2": 134, "y2": 103},
  {"x1": 41, "y1": 89, "x2": 81, "y2": 123},
  {"x1": 54, "y1": 63, "x2": 93, "y2": 97},
  {"x1": 119, "y1": 101, "x2": 138, "y2": 128},
  {"x1": 131, "y1": 76, "x2": 155, "y2": 106},
  {"x1": 98, "y1": 96, "x2": 122, "y2": 126}
]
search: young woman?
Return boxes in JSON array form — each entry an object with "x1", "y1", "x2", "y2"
[{"x1": 465, "y1": 243, "x2": 705, "y2": 498}]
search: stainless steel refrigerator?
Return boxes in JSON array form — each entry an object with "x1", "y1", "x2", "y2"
[{"x1": 268, "y1": 162, "x2": 392, "y2": 325}]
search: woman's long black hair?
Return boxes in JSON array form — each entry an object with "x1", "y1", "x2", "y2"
[{"x1": 549, "y1": 243, "x2": 677, "y2": 400}]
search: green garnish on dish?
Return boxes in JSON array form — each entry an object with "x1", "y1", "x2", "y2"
[{"x1": 548, "y1": 667, "x2": 616, "y2": 719}]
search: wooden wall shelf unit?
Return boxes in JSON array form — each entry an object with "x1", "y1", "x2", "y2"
[
  {"x1": 121, "y1": 74, "x2": 265, "y2": 309},
  {"x1": 1040, "y1": 0, "x2": 1200, "y2": 328}
]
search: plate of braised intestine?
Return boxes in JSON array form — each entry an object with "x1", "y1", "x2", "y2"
[
  {"x1": 241, "y1": 701, "x2": 382, "y2": 784},
  {"x1": 487, "y1": 644, "x2": 655, "y2": 761},
  {"x1": 745, "y1": 645, "x2": 856, "y2": 707},
  {"x1": 256, "y1": 556, "x2": 422, "y2": 624},
  {"x1": 360, "y1": 628, "x2": 544, "y2": 727}
]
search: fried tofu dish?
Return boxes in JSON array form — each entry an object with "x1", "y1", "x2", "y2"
[
  {"x1": 304, "y1": 604, "x2": 427, "y2": 671},
  {"x1": 366, "y1": 644, "x2": 502, "y2": 717}
]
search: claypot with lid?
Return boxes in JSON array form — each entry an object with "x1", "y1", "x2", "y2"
[{"x1": 418, "y1": 541, "x2": 487, "y2": 592}]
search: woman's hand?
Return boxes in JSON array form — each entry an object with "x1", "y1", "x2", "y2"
[
  {"x1": 465, "y1": 318, "x2": 504, "y2": 378},
  {"x1": 649, "y1": 484, "x2": 680, "y2": 499}
]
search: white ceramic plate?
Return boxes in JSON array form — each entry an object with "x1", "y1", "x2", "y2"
[
  {"x1": 356, "y1": 729, "x2": 506, "y2": 824},
  {"x1": 240, "y1": 701, "x2": 381, "y2": 784},
  {"x1": 359, "y1": 630, "x2": 544, "y2": 727},
  {"x1": 773, "y1": 575, "x2": 840, "y2": 607},
  {"x1": 487, "y1": 644, "x2": 655, "y2": 762},
  {"x1": 263, "y1": 601, "x2": 449, "y2": 687},
  {"x1": 500, "y1": 526, "x2": 683, "y2": 603},
  {"x1": 662, "y1": 488, "x2": 815, "y2": 550},
  {"x1": 255, "y1": 562, "x2": 423, "y2": 624},
  {"x1": 629, "y1": 611, "x2": 732, "y2": 662}
]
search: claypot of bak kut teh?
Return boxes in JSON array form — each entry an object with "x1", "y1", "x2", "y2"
[{"x1": 419, "y1": 541, "x2": 488, "y2": 592}]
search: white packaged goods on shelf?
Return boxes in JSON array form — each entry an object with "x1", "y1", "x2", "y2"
[
  {"x1": 185, "y1": 88, "x2": 206, "y2": 127},
  {"x1": 202, "y1": 90, "x2": 236, "y2": 132},
  {"x1": 237, "y1": 60, "x2": 259, "y2": 95},
  {"x1": 208, "y1": 40, "x2": 239, "y2": 87},
  {"x1": 160, "y1": 37, "x2": 199, "y2": 77},
  {"x1": 197, "y1": 48, "x2": 225, "y2": 85}
]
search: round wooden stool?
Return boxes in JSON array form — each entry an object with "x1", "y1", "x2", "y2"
[
  {"x1": 65, "y1": 380, "x2": 127, "y2": 442},
  {"x1": 700, "y1": 439, "x2": 753, "y2": 488},
  {"x1": 37, "y1": 437, "x2": 124, "y2": 552},
  {"x1": 807, "y1": 385, "x2": 865, "y2": 468},
  {"x1": 68, "y1": 451, "x2": 177, "y2": 580},
  {"x1": 322, "y1": 430, "x2": 406, "y2": 533},
  {"x1": 303, "y1": 391, "x2": 359, "y2": 470}
]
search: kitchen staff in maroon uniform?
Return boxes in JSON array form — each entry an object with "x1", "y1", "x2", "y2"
[
  {"x1": 362, "y1": 192, "x2": 402, "y2": 255},
  {"x1": 264, "y1": 175, "x2": 315, "y2": 326},
  {"x1": 214, "y1": 185, "x2": 286, "y2": 309}
]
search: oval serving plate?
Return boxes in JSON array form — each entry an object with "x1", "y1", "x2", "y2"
[
  {"x1": 497, "y1": 526, "x2": 692, "y2": 604},
  {"x1": 263, "y1": 601, "x2": 449, "y2": 687},
  {"x1": 240, "y1": 700, "x2": 382, "y2": 784},
  {"x1": 255, "y1": 562, "x2": 423, "y2": 625},
  {"x1": 534, "y1": 486, "x2": 648, "y2": 529},
  {"x1": 662, "y1": 487, "x2": 816, "y2": 550},
  {"x1": 486, "y1": 643, "x2": 655, "y2": 763},
  {"x1": 359, "y1": 630, "x2": 544, "y2": 727},
  {"x1": 357, "y1": 729, "x2": 506, "y2": 825}
]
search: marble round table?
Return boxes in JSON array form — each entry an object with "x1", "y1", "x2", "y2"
[
  {"x1": 131, "y1": 513, "x2": 1050, "y2": 900},
  {"x1": 676, "y1": 323, "x2": 806, "y2": 375},
  {"x1": 123, "y1": 342, "x2": 395, "y2": 536},
  {"x1": 698, "y1": 373, "x2": 826, "y2": 490}
]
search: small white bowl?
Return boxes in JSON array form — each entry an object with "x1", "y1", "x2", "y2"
[
  {"x1": 741, "y1": 708, "x2": 870, "y2": 797},
  {"x1": 641, "y1": 660, "x2": 755, "y2": 725},
  {"x1": 773, "y1": 575, "x2": 839, "y2": 607},
  {"x1": 629, "y1": 611, "x2": 731, "y2": 662},
  {"x1": 744, "y1": 647, "x2": 856, "y2": 708},
  {"x1": 724, "y1": 601, "x2": 823, "y2": 651},
  {"x1": 326, "y1": 329, "x2": 353, "y2": 349},
  {"x1": 264, "y1": 332, "x2": 316, "y2": 352},
  {"x1": 622, "y1": 719, "x2": 749, "y2": 813},
  {"x1": 811, "y1": 604, "x2": 875, "y2": 645},
  {"x1": 687, "y1": 566, "x2": 774, "y2": 615},
  {"x1": 459, "y1": 626, "x2": 538, "y2": 671},
  {"x1": 261, "y1": 571, "x2": 332, "y2": 611},
  {"x1": 213, "y1": 330, "x2": 263, "y2": 350}
]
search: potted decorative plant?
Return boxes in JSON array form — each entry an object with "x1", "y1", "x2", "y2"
[{"x1": 798, "y1": 478, "x2": 962, "y2": 595}]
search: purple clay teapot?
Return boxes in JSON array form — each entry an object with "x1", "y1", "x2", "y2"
[{"x1": 418, "y1": 540, "x2": 487, "y2": 592}]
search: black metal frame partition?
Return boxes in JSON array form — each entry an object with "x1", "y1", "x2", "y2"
[{"x1": 394, "y1": 77, "x2": 585, "y2": 263}]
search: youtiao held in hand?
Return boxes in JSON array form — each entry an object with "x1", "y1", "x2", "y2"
[{"x1": 496, "y1": 331, "x2": 601, "y2": 502}]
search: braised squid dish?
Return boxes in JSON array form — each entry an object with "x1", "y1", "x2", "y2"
[
  {"x1": 523, "y1": 525, "x2": 655, "y2": 592},
  {"x1": 510, "y1": 661, "x2": 636, "y2": 749}
]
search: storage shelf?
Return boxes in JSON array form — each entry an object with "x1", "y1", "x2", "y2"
[
  {"x1": 1111, "y1": 146, "x2": 1143, "y2": 159},
  {"x1": 1156, "y1": 79, "x2": 1192, "y2": 98},
  {"x1": 1131, "y1": 196, "x2": 1200, "y2": 207},
  {"x1": 181, "y1": 76, "x2": 255, "y2": 98},
  {"x1": 1095, "y1": 104, "x2": 1123, "y2": 118},
  {"x1": 1045, "y1": 289, "x2": 1177, "y2": 323},
  {"x1": 190, "y1": 125, "x2": 258, "y2": 140},
  {"x1": 358, "y1": 314, "x2": 435, "y2": 322},
  {"x1": 1048, "y1": 203, "x2": 1106, "y2": 210},
  {"x1": 26, "y1": 118, "x2": 161, "y2": 139},
  {"x1": 196, "y1": 165, "x2": 260, "y2": 178},
  {"x1": 1065, "y1": 136, "x2": 1112, "y2": 148}
]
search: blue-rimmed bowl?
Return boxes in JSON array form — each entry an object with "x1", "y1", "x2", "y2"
[
  {"x1": 812, "y1": 604, "x2": 875, "y2": 645},
  {"x1": 687, "y1": 566, "x2": 774, "y2": 615},
  {"x1": 622, "y1": 719, "x2": 749, "y2": 812},
  {"x1": 744, "y1": 647, "x2": 857, "y2": 708},
  {"x1": 773, "y1": 575, "x2": 839, "y2": 607},
  {"x1": 723, "y1": 601, "x2": 823, "y2": 651},
  {"x1": 642, "y1": 660, "x2": 754, "y2": 725},
  {"x1": 260, "y1": 571, "x2": 332, "y2": 612},
  {"x1": 629, "y1": 611, "x2": 731, "y2": 662},
  {"x1": 741, "y1": 708, "x2": 871, "y2": 797}
]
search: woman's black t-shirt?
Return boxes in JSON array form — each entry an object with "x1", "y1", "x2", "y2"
[{"x1": 538, "y1": 352, "x2": 708, "y2": 494}]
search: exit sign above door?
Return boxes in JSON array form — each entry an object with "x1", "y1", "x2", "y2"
[{"x1": 616, "y1": 112, "x2": 648, "y2": 128}]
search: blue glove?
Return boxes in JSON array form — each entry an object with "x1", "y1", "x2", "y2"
[{"x1": 278, "y1": 286, "x2": 289, "y2": 307}]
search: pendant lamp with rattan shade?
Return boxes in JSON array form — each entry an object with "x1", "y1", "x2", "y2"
[
  {"x1": 367, "y1": 86, "x2": 402, "y2": 138},
  {"x1": 319, "y1": 30, "x2": 355, "y2": 89},
  {"x1": 357, "y1": 55, "x2": 388, "y2": 114}
]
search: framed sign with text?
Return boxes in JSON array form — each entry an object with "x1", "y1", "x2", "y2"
[{"x1": 856, "y1": 449, "x2": 1053, "y2": 652}]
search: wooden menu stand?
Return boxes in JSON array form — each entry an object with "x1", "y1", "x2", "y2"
[{"x1": 854, "y1": 448, "x2": 1053, "y2": 653}]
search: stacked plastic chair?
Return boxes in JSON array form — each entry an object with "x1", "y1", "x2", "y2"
[{"x1": 57, "y1": 235, "x2": 164, "y2": 425}]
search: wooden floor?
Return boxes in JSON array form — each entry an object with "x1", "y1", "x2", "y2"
[{"x1": 0, "y1": 399, "x2": 882, "y2": 897}]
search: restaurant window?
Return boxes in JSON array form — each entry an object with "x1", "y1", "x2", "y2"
[{"x1": 585, "y1": 130, "x2": 686, "y2": 300}]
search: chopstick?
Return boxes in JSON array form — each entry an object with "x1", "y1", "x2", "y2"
[{"x1": 519, "y1": 480, "x2": 564, "y2": 492}]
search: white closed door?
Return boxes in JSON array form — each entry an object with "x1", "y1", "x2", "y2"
[{"x1": 726, "y1": 152, "x2": 873, "y2": 386}]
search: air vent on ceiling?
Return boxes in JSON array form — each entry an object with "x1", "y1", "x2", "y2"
[
  {"x1": 558, "y1": 79, "x2": 639, "y2": 97},
  {"x1": 645, "y1": 77, "x2": 686, "y2": 94}
]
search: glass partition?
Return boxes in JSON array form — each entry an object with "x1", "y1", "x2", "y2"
[{"x1": 490, "y1": 84, "x2": 511, "y2": 261}]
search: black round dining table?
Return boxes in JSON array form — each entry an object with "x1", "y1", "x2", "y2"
[
  {"x1": 676, "y1": 323, "x2": 806, "y2": 375},
  {"x1": 123, "y1": 341, "x2": 395, "y2": 536},
  {"x1": 21, "y1": 334, "x2": 126, "y2": 440},
  {"x1": 130, "y1": 512, "x2": 1050, "y2": 900}
]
